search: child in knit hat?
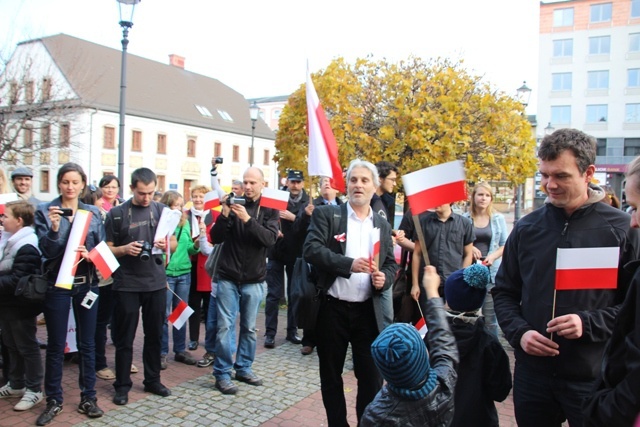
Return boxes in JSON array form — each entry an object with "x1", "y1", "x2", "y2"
[
  {"x1": 444, "y1": 263, "x2": 512, "y2": 427},
  {"x1": 361, "y1": 266, "x2": 459, "y2": 426}
]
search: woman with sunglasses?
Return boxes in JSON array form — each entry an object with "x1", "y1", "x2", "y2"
[{"x1": 34, "y1": 163, "x2": 105, "y2": 425}]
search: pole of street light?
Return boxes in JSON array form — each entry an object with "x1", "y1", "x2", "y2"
[
  {"x1": 514, "y1": 81, "x2": 532, "y2": 223},
  {"x1": 249, "y1": 101, "x2": 260, "y2": 167}
]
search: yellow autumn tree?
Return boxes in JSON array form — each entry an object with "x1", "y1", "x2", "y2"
[{"x1": 274, "y1": 56, "x2": 537, "y2": 187}]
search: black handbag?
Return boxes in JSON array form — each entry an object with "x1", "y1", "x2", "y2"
[
  {"x1": 204, "y1": 243, "x2": 223, "y2": 278},
  {"x1": 290, "y1": 257, "x2": 321, "y2": 330},
  {"x1": 15, "y1": 274, "x2": 48, "y2": 302}
]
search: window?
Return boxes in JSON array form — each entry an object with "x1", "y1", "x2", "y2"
[
  {"x1": 23, "y1": 125, "x2": 33, "y2": 148},
  {"x1": 9, "y1": 81, "x2": 19, "y2": 104},
  {"x1": 132, "y1": 130, "x2": 142, "y2": 152},
  {"x1": 187, "y1": 138, "x2": 196, "y2": 157},
  {"x1": 590, "y1": 3, "x2": 612, "y2": 23},
  {"x1": 589, "y1": 36, "x2": 610, "y2": 54},
  {"x1": 633, "y1": 0, "x2": 640, "y2": 18},
  {"x1": 195, "y1": 105, "x2": 213, "y2": 118},
  {"x1": 59, "y1": 123, "x2": 70, "y2": 147},
  {"x1": 586, "y1": 105, "x2": 608, "y2": 123},
  {"x1": 551, "y1": 106, "x2": 571, "y2": 124},
  {"x1": 629, "y1": 69, "x2": 640, "y2": 87},
  {"x1": 631, "y1": 33, "x2": 640, "y2": 52},
  {"x1": 232, "y1": 145, "x2": 239, "y2": 162},
  {"x1": 552, "y1": 73, "x2": 572, "y2": 91},
  {"x1": 624, "y1": 138, "x2": 640, "y2": 156},
  {"x1": 41, "y1": 123, "x2": 51, "y2": 148},
  {"x1": 157, "y1": 134, "x2": 166, "y2": 154},
  {"x1": 40, "y1": 170, "x2": 50, "y2": 193},
  {"x1": 25, "y1": 80, "x2": 35, "y2": 103},
  {"x1": 553, "y1": 8, "x2": 574, "y2": 26},
  {"x1": 588, "y1": 70, "x2": 609, "y2": 89},
  {"x1": 596, "y1": 139, "x2": 606, "y2": 156},
  {"x1": 272, "y1": 109, "x2": 282, "y2": 120},
  {"x1": 41, "y1": 78, "x2": 51, "y2": 102},
  {"x1": 626, "y1": 104, "x2": 640, "y2": 122},
  {"x1": 214, "y1": 142, "x2": 221, "y2": 157},
  {"x1": 263, "y1": 149, "x2": 270, "y2": 166},
  {"x1": 217, "y1": 110, "x2": 233, "y2": 122},
  {"x1": 157, "y1": 175, "x2": 166, "y2": 192},
  {"x1": 103, "y1": 126, "x2": 115, "y2": 149},
  {"x1": 553, "y1": 39, "x2": 573, "y2": 57}
]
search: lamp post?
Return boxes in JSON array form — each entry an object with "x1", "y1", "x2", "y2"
[
  {"x1": 116, "y1": 0, "x2": 140, "y2": 197},
  {"x1": 514, "y1": 81, "x2": 532, "y2": 222},
  {"x1": 544, "y1": 122, "x2": 555, "y2": 136},
  {"x1": 249, "y1": 101, "x2": 260, "y2": 166}
]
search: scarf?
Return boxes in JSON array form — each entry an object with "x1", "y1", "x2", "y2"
[
  {"x1": 0, "y1": 227, "x2": 39, "y2": 272},
  {"x1": 191, "y1": 207, "x2": 204, "y2": 238}
]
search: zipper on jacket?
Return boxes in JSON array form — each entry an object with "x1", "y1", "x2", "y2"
[{"x1": 561, "y1": 220, "x2": 569, "y2": 236}]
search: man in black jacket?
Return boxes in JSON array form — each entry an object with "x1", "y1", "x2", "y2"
[
  {"x1": 264, "y1": 170, "x2": 309, "y2": 348},
  {"x1": 209, "y1": 167, "x2": 279, "y2": 395},
  {"x1": 493, "y1": 128, "x2": 640, "y2": 427}
]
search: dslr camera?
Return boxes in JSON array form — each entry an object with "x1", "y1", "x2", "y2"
[
  {"x1": 214, "y1": 157, "x2": 224, "y2": 164},
  {"x1": 225, "y1": 192, "x2": 246, "y2": 206},
  {"x1": 138, "y1": 241, "x2": 153, "y2": 262}
]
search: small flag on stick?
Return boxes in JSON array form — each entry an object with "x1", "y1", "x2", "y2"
[
  {"x1": 402, "y1": 161, "x2": 467, "y2": 215},
  {"x1": 414, "y1": 317, "x2": 428, "y2": 339},
  {"x1": 87, "y1": 241, "x2": 120, "y2": 280},
  {"x1": 260, "y1": 188, "x2": 289, "y2": 211},
  {"x1": 555, "y1": 247, "x2": 619, "y2": 290},
  {"x1": 168, "y1": 300, "x2": 194, "y2": 330}
]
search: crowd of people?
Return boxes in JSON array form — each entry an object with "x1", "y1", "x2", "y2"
[{"x1": 0, "y1": 128, "x2": 639, "y2": 426}]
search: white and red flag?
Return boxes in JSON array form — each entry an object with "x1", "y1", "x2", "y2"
[
  {"x1": 369, "y1": 227, "x2": 380, "y2": 271},
  {"x1": 204, "y1": 191, "x2": 220, "y2": 211},
  {"x1": 260, "y1": 187, "x2": 290, "y2": 211},
  {"x1": 168, "y1": 300, "x2": 194, "y2": 330},
  {"x1": 414, "y1": 317, "x2": 428, "y2": 339},
  {"x1": 306, "y1": 65, "x2": 345, "y2": 194},
  {"x1": 555, "y1": 247, "x2": 619, "y2": 290},
  {"x1": 402, "y1": 161, "x2": 467, "y2": 215},
  {"x1": 55, "y1": 210, "x2": 93, "y2": 289},
  {"x1": 88, "y1": 241, "x2": 120, "y2": 280}
]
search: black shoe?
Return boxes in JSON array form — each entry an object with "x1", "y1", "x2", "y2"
[
  {"x1": 113, "y1": 391, "x2": 128, "y2": 406},
  {"x1": 215, "y1": 379, "x2": 238, "y2": 395},
  {"x1": 37, "y1": 339, "x2": 47, "y2": 350},
  {"x1": 144, "y1": 382, "x2": 171, "y2": 397},
  {"x1": 36, "y1": 400, "x2": 63, "y2": 426},
  {"x1": 78, "y1": 397, "x2": 103, "y2": 418},
  {"x1": 235, "y1": 372, "x2": 263, "y2": 386},
  {"x1": 286, "y1": 334, "x2": 302, "y2": 345},
  {"x1": 188, "y1": 341, "x2": 198, "y2": 351},
  {"x1": 264, "y1": 336, "x2": 275, "y2": 348}
]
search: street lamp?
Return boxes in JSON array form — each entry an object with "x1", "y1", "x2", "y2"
[
  {"x1": 544, "y1": 122, "x2": 555, "y2": 135},
  {"x1": 514, "y1": 81, "x2": 532, "y2": 222},
  {"x1": 116, "y1": 0, "x2": 140, "y2": 196},
  {"x1": 249, "y1": 101, "x2": 260, "y2": 166}
]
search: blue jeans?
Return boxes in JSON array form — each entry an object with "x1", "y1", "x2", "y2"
[
  {"x1": 213, "y1": 279, "x2": 264, "y2": 381},
  {"x1": 44, "y1": 282, "x2": 99, "y2": 403},
  {"x1": 162, "y1": 273, "x2": 191, "y2": 355}
]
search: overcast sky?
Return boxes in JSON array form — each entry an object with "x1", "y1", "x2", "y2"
[{"x1": 1, "y1": 0, "x2": 541, "y2": 112}]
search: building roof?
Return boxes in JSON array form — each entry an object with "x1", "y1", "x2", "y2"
[
  {"x1": 20, "y1": 33, "x2": 274, "y2": 139},
  {"x1": 248, "y1": 95, "x2": 290, "y2": 104}
]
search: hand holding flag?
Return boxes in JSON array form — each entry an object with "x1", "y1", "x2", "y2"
[{"x1": 88, "y1": 241, "x2": 120, "y2": 280}]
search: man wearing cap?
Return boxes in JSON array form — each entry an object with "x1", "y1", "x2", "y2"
[
  {"x1": 264, "y1": 169, "x2": 309, "y2": 348},
  {"x1": 11, "y1": 167, "x2": 40, "y2": 206}
]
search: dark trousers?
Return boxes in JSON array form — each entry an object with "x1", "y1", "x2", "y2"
[
  {"x1": 0, "y1": 317, "x2": 43, "y2": 392},
  {"x1": 112, "y1": 288, "x2": 165, "y2": 393},
  {"x1": 301, "y1": 329, "x2": 316, "y2": 347},
  {"x1": 94, "y1": 284, "x2": 114, "y2": 371},
  {"x1": 317, "y1": 296, "x2": 382, "y2": 427},
  {"x1": 514, "y1": 361, "x2": 596, "y2": 427},
  {"x1": 44, "y1": 283, "x2": 98, "y2": 403},
  {"x1": 188, "y1": 268, "x2": 209, "y2": 343},
  {"x1": 265, "y1": 259, "x2": 296, "y2": 338}
]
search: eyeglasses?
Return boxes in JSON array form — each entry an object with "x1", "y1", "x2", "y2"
[{"x1": 101, "y1": 186, "x2": 119, "y2": 190}]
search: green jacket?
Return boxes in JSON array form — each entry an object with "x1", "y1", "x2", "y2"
[{"x1": 166, "y1": 223, "x2": 199, "y2": 277}]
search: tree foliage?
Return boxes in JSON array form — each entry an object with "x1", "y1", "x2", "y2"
[{"x1": 275, "y1": 56, "x2": 537, "y2": 187}]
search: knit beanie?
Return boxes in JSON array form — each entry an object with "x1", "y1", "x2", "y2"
[
  {"x1": 444, "y1": 263, "x2": 490, "y2": 312},
  {"x1": 370, "y1": 323, "x2": 437, "y2": 400}
]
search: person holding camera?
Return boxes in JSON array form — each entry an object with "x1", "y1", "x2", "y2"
[
  {"x1": 34, "y1": 163, "x2": 105, "y2": 425},
  {"x1": 209, "y1": 167, "x2": 279, "y2": 395},
  {"x1": 105, "y1": 168, "x2": 170, "y2": 406}
]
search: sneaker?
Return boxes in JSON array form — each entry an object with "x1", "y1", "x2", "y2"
[
  {"x1": 235, "y1": 372, "x2": 263, "y2": 386},
  {"x1": 175, "y1": 351, "x2": 197, "y2": 365},
  {"x1": 36, "y1": 400, "x2": 63, "y2": 426},
  {"x1": 77, "y1": 397, "x2": 104, "y2": 418},
  {"x1": 14, "y1": 390, "x2": 43, "y2": 411},
  {"x1": 215, "y1": 378, "x2": 238, "y2": 395},
  {"x1": 0, "y1": 384, "x2": 25, "y2": 398},
  {"x1": 197, "y1": 352, "x2": 215, "y2": 368},
  {"x1": 160, "y1": 354, "x2": 168, "y2": 370}
]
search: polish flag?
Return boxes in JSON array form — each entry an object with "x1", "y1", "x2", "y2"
[
  {"x1": 88, "y1": 241, "x2": 120, "y2": 280},
  {"x1": 555, "y1": 247, "x2": 620, "y2": 290},
  {"x1": 414, "y1": 317, "x2": 428, "y2": 339},
  {"x1": 204, "y1": 191, "x2": 220, "y2": 211},
  {"x1": 260, "y1": 188, "x2": 289, "y2": 211},
  {"x1": 0, "y1": 193, "x2": 18, "y2": 215},
  {"x1": 168, "y1": 300, "x2": 194, "y2": 330},
  {"x1": 402, "y1": 161, "x2": 467, "y2": 215},
  {"x1": 306, "y1": 65, "x2": 345, "y2": 193},
  {"x1": 369, "y1": 227, "x2": 380, "y2": 271}
]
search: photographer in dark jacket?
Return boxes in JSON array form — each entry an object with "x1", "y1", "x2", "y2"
[
  {"x1": 493, "y1": 129, "x2": 640, "y2": 427},
  {"x1": 209, "y1": 167, "x2": 279, "y2": 395}
]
